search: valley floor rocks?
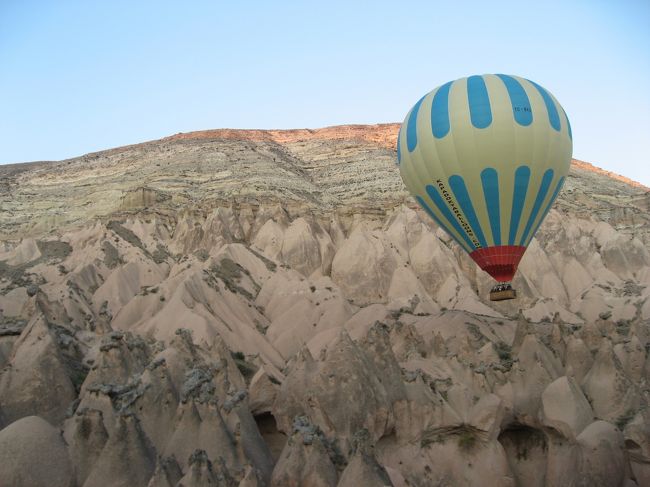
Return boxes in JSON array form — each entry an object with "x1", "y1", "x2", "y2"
[{"x1": 1, "y1": 125, "x2": 649, "y2": 486}]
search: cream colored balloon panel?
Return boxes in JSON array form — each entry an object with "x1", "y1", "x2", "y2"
[{"x1": 398, "y1": 74, "x2": 572, "y2": 253}]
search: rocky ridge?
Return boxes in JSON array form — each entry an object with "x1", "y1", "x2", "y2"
[{"x1": 0, "y1": 124, "x2": 649, "y2": 486}]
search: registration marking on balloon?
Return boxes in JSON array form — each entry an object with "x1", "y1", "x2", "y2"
[
  {"x1": 433, "y1": 178, "x2": 482, "y2": 249},
  {"x1": 397, "y1": 74, "x2": 573, "y2": 298}
]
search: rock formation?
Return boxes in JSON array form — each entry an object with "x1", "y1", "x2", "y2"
[{"x1": 0, "y1": 124, "x2": 648, "y2": 486}]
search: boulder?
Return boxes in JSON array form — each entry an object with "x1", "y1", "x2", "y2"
[
  {"x1": 576, "y1": 421, "x2": 628, "y2": 487},
  {"x1": 541, "y1": 376, "x2": 593, "y2": 439},
  {"x1": 0, "y1": 415, "x2": 73, "y2": 487}
]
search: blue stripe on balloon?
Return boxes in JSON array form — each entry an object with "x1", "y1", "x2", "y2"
[
  {"x1": 406, "y1": 95, "x2": 426, "y2": 152},
  {"x1": 467, "y1": 75, "x2": 492, "y2": 129},
  {"x1": 508, "y1": 166, "x2": 531, "y2": 245},
  {"x1": 448, "y1": 175, "x2": 488, "y2": 248},
  {"x1": 415, "y1": 195, "x2": 472, "y2": 252},
  {"x1": 396, "y1": 127, "x2": 402, "y2": 165},
  {"x1": 496, "y1": 74, "x2": 532, "y2": 126},
  {"x1": 480, "y1": 168, "x2": 501, "y2": 246},
  {"x1": 425, "y1": 185, "x2": 478, "y2": 250},
  {"x1": 524, "y1": 176, "x2": 566, "y2": 246},
  {"x1": 431, "y1": 81, "x2": 453, "y2": 139},
  {"x1": 527, "y1": 80, "x2": 561, "y2": 131},
  {"x1": 562, "y1": 108, "x2": 572, "y2": 140},
  {"x1": 519, "y1": 169, "x2": 555, "y2": 245}
]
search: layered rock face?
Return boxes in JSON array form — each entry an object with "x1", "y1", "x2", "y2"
[{"x1": 0, "y1": 124, "x2": 649, "y2": 486}]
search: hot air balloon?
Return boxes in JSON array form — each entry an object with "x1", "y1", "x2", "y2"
[{"x1": 397, "y1": 74, "x2": 572, "y2": 301}]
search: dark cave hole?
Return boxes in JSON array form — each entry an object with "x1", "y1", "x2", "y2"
[
  {"x1": 254, "y1": 412, "x2": 287, "y2": 463},
  {"x1": 498, "y1": 424, "x2": 548, "y2": 487}
]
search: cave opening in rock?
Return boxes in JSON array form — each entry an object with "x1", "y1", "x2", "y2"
[
  {"x1": 498, "y1": 424, "x2": 548, "y2": 487},
  {"x1": 254, "y1": 412, "x2": 286, "y2": 463}
]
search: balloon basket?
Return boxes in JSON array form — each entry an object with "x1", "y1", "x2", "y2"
[{"x1": 489, "y1": 283, "x2": 517, "y2": 301}]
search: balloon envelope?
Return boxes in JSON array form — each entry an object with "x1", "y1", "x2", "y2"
[{"x1": 397, "y1": 74, "x2": 572, "y2": 282}]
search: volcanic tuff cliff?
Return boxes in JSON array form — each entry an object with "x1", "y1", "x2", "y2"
[{"x1": 0, "y1": 124, "x2": 649, "y2": 487}]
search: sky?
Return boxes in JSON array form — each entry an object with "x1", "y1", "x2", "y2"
[{"x1": 1, "y1": 0, "x2": 649, "y2": 186}]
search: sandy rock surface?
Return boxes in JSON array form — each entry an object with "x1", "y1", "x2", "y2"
[
  {"x1": 0, "y1": 124, "x2": 648, "y2": 486},
  {"x1": 0, "y1": 415, "x2": 73, "y2": 487}
]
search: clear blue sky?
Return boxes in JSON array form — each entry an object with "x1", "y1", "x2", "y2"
[{"x1": 1, "y1": 0, "x2": 649, "y2": 186}]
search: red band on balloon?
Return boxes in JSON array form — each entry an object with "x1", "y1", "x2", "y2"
[{"x1": 469, "y1": 245, "x2": 527, "y2": 282}]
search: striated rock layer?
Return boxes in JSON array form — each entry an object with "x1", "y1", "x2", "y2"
[{"x1": 0, "y1": 124, "x2": 649, "y2": 486}]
